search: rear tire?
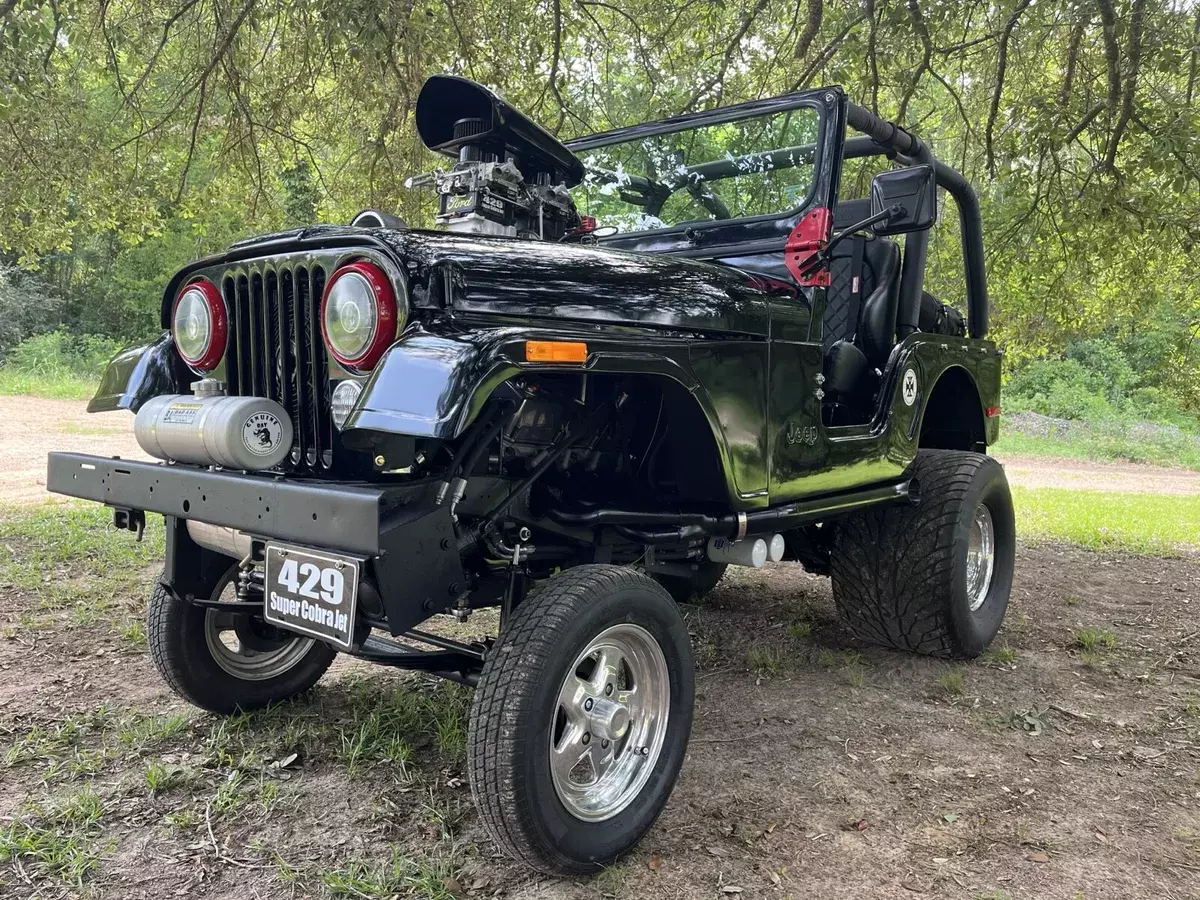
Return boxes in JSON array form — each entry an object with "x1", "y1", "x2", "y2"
[
  {"x1": 830, "y1": 450, "x2": 1015, "y2": 658},
  {"x1": 653, "y1": 561, "x2": 727, "y2": 603},
  {"x1": 468, "y1": 565, "x2": 694, "y2": 875},
  {"x1": 147, "y1": 568, "x2": 336, "y2": 714}
]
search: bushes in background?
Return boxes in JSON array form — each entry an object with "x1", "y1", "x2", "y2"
[
  {"x1": 2, "y1": 331, "x2": 124, "y2": 379},
  {"x1": 1006, "y1": 335, "x2": 1199, "y2": 433}
]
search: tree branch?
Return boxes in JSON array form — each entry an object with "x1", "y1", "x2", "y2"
[
  {"x1": 863, "y1": 0, "x2": 879, "y2": 113},
  {"x1": 1188, "y1": 5, "x2": 1200, "y2": 107},
  {"x1": 794, "y1": 0, "x2": 822, "y2": 59},
  {"x1": 1104, "y1": 0, "x2": 1145, "y2": 171},
  {"x1": 1059, "y1": 17, "x2": 1082, "y2": 107},
  {"x1": 1095, "y1": 0, "x2": 1122, "y2": 121},
  {"x1": 126, "y1": 0, "x2": 205, "y2": 105},
  {"x1": 684, "y1": 0, "x2": 769, "y2": 109},
  {"x1": 985, "y1": 0, "x2": 1034, "y2": 177},
  {"x1": 898, "y1": 0, "x2": 933, "y2": 122},
  {"x1": 790, "y1": 14, "x2": 864, "y2": 91}
]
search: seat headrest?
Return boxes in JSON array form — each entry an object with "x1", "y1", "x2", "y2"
[{"x1": 833, "y1": 198, "x2": 872, "y2": 228}]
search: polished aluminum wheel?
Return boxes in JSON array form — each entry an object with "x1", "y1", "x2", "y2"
[
  {"x1": 549, "y1": 623, "x2": 670, "y2": 822},
  {"x1": 966, "y1": 502, "x2": 996, "y2": 612},
  {"x1": 203, "y1": 575, "x2": 315, "y2": 681}
]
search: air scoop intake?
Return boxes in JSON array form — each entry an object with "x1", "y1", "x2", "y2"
[{"x1": 415, "y1": 75, "x2": 584, "y2": 186}]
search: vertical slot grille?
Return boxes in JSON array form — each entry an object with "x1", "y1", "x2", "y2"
[{"x1": 222, "y1": 262, "x2": 331, "y2": 471}]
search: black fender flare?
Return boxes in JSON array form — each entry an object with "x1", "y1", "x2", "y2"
[
  {"x1": 882, "y1": 335, "x2": 1000, "y2": 452},
  {"x1": 87, "y1": 331, "x2": 187, "y2": 413},
  {"x1": 344, "y1": 324, "x2": 750, "y2": 503}
]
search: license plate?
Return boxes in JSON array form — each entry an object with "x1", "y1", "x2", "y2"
[{"x1": 263, "y1": 544, "x2": 360, "y2": 650}]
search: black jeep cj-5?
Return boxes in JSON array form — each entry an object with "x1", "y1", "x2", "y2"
[{"x1": 48, "y1": 75, "x2": 1012, "y2": 873}]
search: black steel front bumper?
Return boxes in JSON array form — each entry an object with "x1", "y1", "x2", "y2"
[
  {"x1": 48, "y1": 452, "x2": 393, "y2": 555},
  {"x1": 46, "y1": 452, "x2": 465, "y2": 635}
]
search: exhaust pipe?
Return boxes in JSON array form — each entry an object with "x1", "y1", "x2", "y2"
[
  {"x1": 706, "y1": 533, "x2": 785, "y2": 568},
  {"x1": 187, "y1": 521, "x2": 253, "y2": 560}
]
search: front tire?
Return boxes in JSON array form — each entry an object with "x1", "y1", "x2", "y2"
[
  {"x1": 830, "y1": 450, "x2": 1015, "y2": 658},
  {"x1": 468, "y1": 565, "x2": 694, "y2": 875},
  {"x1": 147, "y1": 567, "x2": 337, "y2": 714}
]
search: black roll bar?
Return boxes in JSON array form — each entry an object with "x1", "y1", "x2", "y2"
[{"x1": 846, "y1": 104, "x2": 989, "y2": 340}]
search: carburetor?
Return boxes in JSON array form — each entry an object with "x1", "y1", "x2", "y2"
[{"x1": 407, "y1": 115, "x2": 582, "y2": 241}]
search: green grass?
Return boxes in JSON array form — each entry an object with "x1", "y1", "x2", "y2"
[
  {"x1": 0, "y1": 502, "x2": 164, "y2": 632},
  {"x1": 747, "y1": 645, "x2": 782, "y2": 675},
  {"x1": 315, "y1": 848, "x2": 464, "y2": 900},
  {"x1": 993, "y1": 429, "x2": 1200, "y2": 472},
  {"x1": 1012, "y1": 486, "x2": 1200, "y2": 555},
  {"x1": 0, "y1": 787, "x2": 108, "y2": 886},
  {"x1": 1073, "y1": 627, "x2": 1117, "y2": 651},
  {"x1": 0, "y1": 368, "x2": 98, "y2": 400},
  {"x1": 937, "y1": 670, "x2": 965, "y2": 696}
]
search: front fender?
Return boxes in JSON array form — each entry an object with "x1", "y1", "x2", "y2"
[
  {"x1": 344, "y1": 327, "x2": 526, "y2": 439},
  {"x1": 345, "y1": 324, "x2": 701, "y2": 441},
  {"x1": 345, "y1": 323, "x2": 770, "y2": 506},
  {"x1": 87, "y1": 331, "x2": 186, "y2": 413}
]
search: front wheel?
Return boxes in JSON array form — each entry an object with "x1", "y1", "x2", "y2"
[
  {"x1": 830, "y1": 449, "x2": 1015, "y2": 658},
  {"x1": 468, "y1": 565, "x2": 694, "y2": 874},
  {"x1": 147, "y1": 567, "x2": 337, "y2": 714}
]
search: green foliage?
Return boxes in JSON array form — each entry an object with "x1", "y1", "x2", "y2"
[
  {"x1": 0, "y1": 0, "x2": 1198, "y2": 414},
  {"x1": 0, "y1": 330, "x2": 124, "y2": 399},
  {"x1": 0, "y1": 266, "x2": 64, "y2": 355},
  {"x1": 2, "y1": 330, "x2": 122, "y2": 379}
]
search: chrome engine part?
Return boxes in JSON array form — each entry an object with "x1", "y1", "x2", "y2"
[
  {"x1": 407, "y1": 116, "x2": 582, "y2": 241},
  {"x1": 135, "y1": 392, "x2": 294, "y2": 470},
  {"x1": 187, "y1": 521, "x2": 253, "y2": 559}
]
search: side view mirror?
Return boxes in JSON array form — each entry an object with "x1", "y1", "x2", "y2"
[{"x1": 869, "y1": 165, "x2": 936, "y2": 236}]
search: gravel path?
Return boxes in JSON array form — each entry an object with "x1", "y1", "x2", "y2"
[
  {"x1": 2, "y1": 396, "x2": 1197, "y2": 503},
  {"x1": 0, "y1": 396, "x2": 148, "y2": 505}
]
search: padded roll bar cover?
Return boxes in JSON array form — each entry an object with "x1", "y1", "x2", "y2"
[
  {"x1": 415, "y1": 75, "x2": 585, "y2": 187},
  {"x1": 846, "y1": 104, "x2": 922, "y2": 157}
]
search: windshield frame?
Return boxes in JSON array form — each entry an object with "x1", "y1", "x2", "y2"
[{"x1": 565, "y1": 91, "x2": 831, "y2": 241}]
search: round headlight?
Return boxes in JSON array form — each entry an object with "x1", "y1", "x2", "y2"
[
  {"x1": 320, "y1": 260, "x2": 401, "y2": 373},
  {"x1": 172, "y1": 280, "x2": 227, "y2": 372}
]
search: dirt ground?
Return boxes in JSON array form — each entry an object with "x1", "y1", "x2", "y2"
[
  {"x1": 1, "y1": 548, "x2": 1198, "y2": 900},
  {"x1": 0, "y1": 397, "x2": 150, "y2": 505},
  {"x1": 1, "y1": 398, "x2": 1199, "y2": 899}
]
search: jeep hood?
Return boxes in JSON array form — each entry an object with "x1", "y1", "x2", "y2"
[{"x1": 208, "y1": 226, "x2": 775, "y2": 339}]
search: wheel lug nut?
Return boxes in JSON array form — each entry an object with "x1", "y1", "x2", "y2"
[
  {"x1": 601, "y1": 739, "x2": 609, "y2": 749},
  {"x1": 582, "y1": 732, "x2": 591, "y2": 745},
  {"x1": 605, "y1": 684, "x2": 613, "y2": 696},
  {"x1": 584, "y1": 698, "x2": 594, "y2": 711}
]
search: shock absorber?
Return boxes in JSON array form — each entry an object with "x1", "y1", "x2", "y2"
[{"x1": 236, "y1": 559, "x2": 265, "y2": 605}]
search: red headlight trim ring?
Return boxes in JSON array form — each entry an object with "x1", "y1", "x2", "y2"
[
  {"x1": 172, "y1": 278, "x2": 227, "y2": 372},
  {"x1": 320, "y1": 260, "x2": 398, "y2": 373}
]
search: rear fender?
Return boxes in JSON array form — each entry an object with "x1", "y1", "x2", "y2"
[
  {"x1": 883, "y1": 335, "x2": 1002, "y2": 452},
  {"x1": 87, "y1": 331, "x2": 187, "y2": 413}
]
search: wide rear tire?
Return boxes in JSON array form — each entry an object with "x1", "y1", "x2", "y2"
[
  {"x1": 830, "y1": 450, "x2": 1015, "y2": 658},
  {"x1": 468, "y1": 565, "x2": 694, "y2": 874}
]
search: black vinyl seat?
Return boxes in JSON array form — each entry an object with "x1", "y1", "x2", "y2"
[{"x1": 821, "y1": 199, "x2": 902, "y2": 425}]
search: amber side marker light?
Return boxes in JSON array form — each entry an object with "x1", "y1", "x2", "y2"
[{"x1": 526, "y1": 340, "x2": 589, "y2": 363}]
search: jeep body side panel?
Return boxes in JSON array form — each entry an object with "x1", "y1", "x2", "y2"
[{"x1": 768, "y1": 333, "x2": 1001, "y2": 501}]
